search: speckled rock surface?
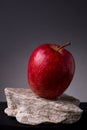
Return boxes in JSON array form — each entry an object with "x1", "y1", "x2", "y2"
[{"x1": 4, "y1": 88, "x2": 83, "y2": 125}]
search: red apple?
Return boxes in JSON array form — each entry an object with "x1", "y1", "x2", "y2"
[{"x1": 28, "y1": 42, "x2": 75, "y2": 99}]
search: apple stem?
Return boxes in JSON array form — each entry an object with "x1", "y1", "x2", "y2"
[{"x1": 58, "y1": 42, "x2": 71, "y2": 51}]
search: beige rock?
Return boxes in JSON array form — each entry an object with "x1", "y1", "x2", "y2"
[{"x1": 4, "y1": 88, "x2": 83, "y2": 125}]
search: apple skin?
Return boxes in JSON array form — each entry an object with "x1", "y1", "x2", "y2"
[{"x1": 28, "y1": 43, "x2": 75, "y2": 99}]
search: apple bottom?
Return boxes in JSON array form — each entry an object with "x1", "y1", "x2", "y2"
[{"x1": 29, "y1": 80, "x2": 72, "y2": 99}]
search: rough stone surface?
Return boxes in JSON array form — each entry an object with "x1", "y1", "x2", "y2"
[{"x1": 4, "y1": 88, "x2": 83, "y2": 125}]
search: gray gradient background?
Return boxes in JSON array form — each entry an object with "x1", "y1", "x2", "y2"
[{"x1": 0, "y1": 0, "x2": 87, "y2": 101}]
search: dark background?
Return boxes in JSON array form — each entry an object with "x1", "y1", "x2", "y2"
[{"x1": 0, "y1": 0, "x2": 87, "y2": 101}]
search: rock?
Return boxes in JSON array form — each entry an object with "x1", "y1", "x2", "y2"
[{"x1": 4, "y1": 88, "x2": 83, "y2": 125}]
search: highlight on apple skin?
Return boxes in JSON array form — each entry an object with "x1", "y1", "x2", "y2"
[{"x1": 28, "y1": 42, "x2": 75, "y2": 99}]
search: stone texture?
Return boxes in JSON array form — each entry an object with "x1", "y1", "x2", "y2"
[{"x1": 4, "y1": 88, "x2": 83, "y2": 125}]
